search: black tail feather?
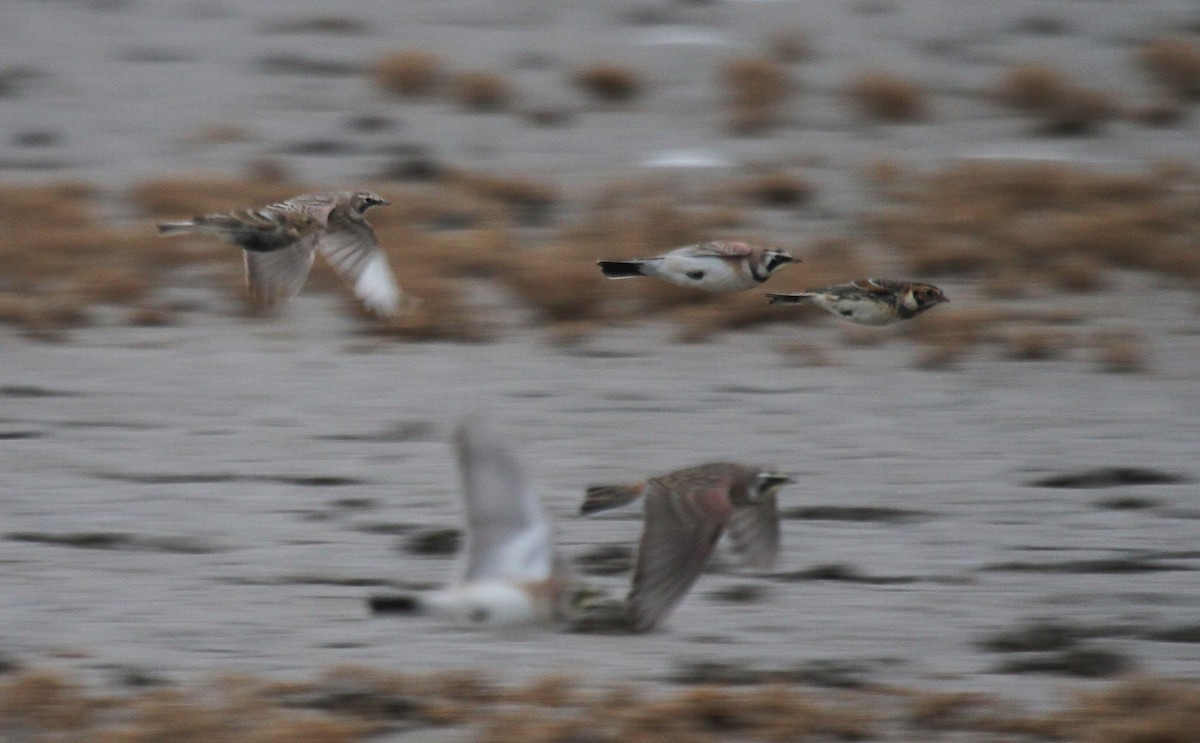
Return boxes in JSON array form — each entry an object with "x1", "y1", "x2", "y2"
[
  {"x1": 368, "y1": 593, "x2": 422, "y2": 615},
  {"x1": 597, "y1": 260, "x2": 645, "y2": 279}
]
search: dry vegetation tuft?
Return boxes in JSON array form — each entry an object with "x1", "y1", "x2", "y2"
[
  {"x1": 0, "y1": 667, "x2": 1197, "y2": 742},
  {"x1": 995, "y1": 62, "x2": 1117, "y2": 133},
  {"x1": 371, "y1": 50, "x2": 442, "y2": 97},
  {"x1": 850, "y1": 71, "x2": 928, "y2": 122},
  {"x1": 453, "y1": 71, "x2": 516, "y2": 112},
  {"x1": 1139, "y1": 36, "x2": 1200, "y2": 99},
  {"x1": 572, "y1": 62, "x2": 642, "y2": 102},
  {"x1": 721, "y1": 56, "x2": 793, "y2": 134}
]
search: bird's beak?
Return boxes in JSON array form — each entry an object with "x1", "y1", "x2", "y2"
[
  {"x1": 762, "y1": 472, "x2": 795, "y2": 486},
  {"x1": 379, "y1": 197, "x2": 392, "y2": 206}
]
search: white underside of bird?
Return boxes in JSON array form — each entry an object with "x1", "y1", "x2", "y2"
[
  {"x1": 804, "y1": 294, "x2": 896, "y2": 325},
  {"x1": 619, "y1": 254, "x2": 759, "y2": 292},
  {"x1": 371, "y1": 413, "x2": 576, "y2": 628}
]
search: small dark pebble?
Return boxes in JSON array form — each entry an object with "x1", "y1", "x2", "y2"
[
  {"x1": 996, "y1": 648, "x2": 1132, "y2": 678},
  {"x1": 0, "y1": 653, "x2": 20, "y2": 674},
  {"x1": 329, "y1": 497, "x2": 376, "y2": 510},
  {"x1": 377, "y1": 146, "x2": 444, "y2": 181},
  {"x1": 1094, "y1": 495, "x2": 1160, "y2": 510},
  {"x1": 708, "y1": 583, "x2": 769, "y2": 604},
  {"x1": 781, "y1": 505, "x2": 927, "y2": 523},
  {"x1": 1030, "y1": 467, "x2": 1186, "y2": 488},
  {"x1": 978, "y1": 621, "x2": 1078, "y2": 652},
  {"x1": 981, "y1": 557, "x2": 1175, "y2": 574},
  {"x1": 346, "y1": 114, "x2": 395, "y2": 132},
  {"x1": 254, "y1": 55, "x2": 363, "y2": 76},
  {"x1": 368, "y1": 594, "x2": 420, "y2": 615},
  {"x1": 772, "y1": 563, "x2": 918, "y2": 584},
  {"x1": 1, "y1": 385, "x2": 78, "y2": 398},
  {"x1": 405, "y1": 528, "x2": 460, "y2": 556},
  {"x1": 278, "y1": 140, "x2": 359, "y2": 156},
  {"x1": 1146, "y1": 624, "x2": 1200, "y2": 643},
  {"x1": 13, "y1": 130, "x2": 60, "y2": 147},
  {"x1": 574, "y1": 544, "x2": 634, "y2": 576},
  {"x1": 0, "y1": 431, "x2": 42, "y2": 440},
  {"x1": 6, "y1": 531, "x2": 219, "y2": 554},
  {"x1": 1013, "y1": 15, "x2": 1068, "y2": 35}
]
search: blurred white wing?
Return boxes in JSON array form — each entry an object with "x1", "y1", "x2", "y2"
[
  {"x1": 315, "y1": 219, "x2": 402, "y2": 317},
  {"x1": 452, "y1": 414, "x2": 553, "y2": 583}
]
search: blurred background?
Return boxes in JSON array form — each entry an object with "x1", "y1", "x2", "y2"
[{"x1": 1, "y1": 1, "x2": 1199, "y2": 741}]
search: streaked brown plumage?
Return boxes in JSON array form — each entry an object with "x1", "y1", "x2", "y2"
[
  {"x1": 766, "y1": 278, "x2": 947, "y2": 326},
  {"x1": 583, "y1": 463, "x2": 792, "y2": 632},
  {"x1": 157, "y1": 190, "x2": 404, "y2": 316}
]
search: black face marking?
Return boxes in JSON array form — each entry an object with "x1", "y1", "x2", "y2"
[
  {"x1": 687, "y1": 270, "x2": 706, "y2": 281},
  {"x1": 766, "y1": 254, "x2": 791, "y2": 272}
]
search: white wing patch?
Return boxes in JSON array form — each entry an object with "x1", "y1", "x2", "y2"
[{"x1": 354, "y1": 253, "x2": 402, "y2": 317}]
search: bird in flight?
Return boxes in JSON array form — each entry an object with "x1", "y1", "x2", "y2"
[
  {"x1": 581, "y1": 462, "x2": 793, "y2": 632},
  {"x1": 597, "y1": 241, "x2": 796, "y2": 292},
  {"x1": 157, "y1": 190, "x2": 404, "y2": 316},
  {"x1": 767, "y1": 278, "x2": 947, "y2": 325},
  {"x1": 369, "y1": 413, "x2": 597, "y2": 627}
]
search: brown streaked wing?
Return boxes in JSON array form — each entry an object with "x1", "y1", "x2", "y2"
[
  {"x1": 626, "y1": 481, "x2": 732, "y2": 632},
  {"x1": 725, "y1": 493, "x2": 780, "y2": 569},
  {"x1": 243, "y1": 241, "x2": 317, "y2": 304},
  {"x1": 856, "y1": 278, "x2": 903, "y2": 294}
]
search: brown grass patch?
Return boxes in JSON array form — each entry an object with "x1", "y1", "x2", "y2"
[
  {"x1": 572, "y1": 62, "x2": 642, "y2": 102},
  {"x1": 994, "y1": 63, "x2": 1116, "y2": 134},
  {"x1": 997, "y1": 63, "x2": 1067, "y2": 111},
  {"x1": 739, "y1": 171, "x2": 814, "y2": 207},
  {"x1": 850, "y1": 71, "x2": 928, "y2": 122},
  {"x1": 1139, "y1": 36, "x2": 1200, "y2": 99},
  {"x1": 721, "y1": 56, "x2": 793, "y2": 134},
  {"x1": 1094, "y1": 328, "x2": 1149, "y2": 373},
  {"x1": 454, "y1": 71, "x2": 515, "y2": 112},
  {"x1": 371, "y1": 50, "x2": 442, "y2": 97}
]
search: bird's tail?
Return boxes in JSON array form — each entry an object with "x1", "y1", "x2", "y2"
[
  {"x1": 156, "y1": 221, "x2": 197, "y2": 237},
  {"x1": 367, "y1": 593, "x2": 424, "y2": 615},
  {"x1": 580, "y1": 483, "x2": 645, "y2": 515},
  {"x1": 766, "y1": 292, "x2": 815, "y2": 305},
  {"x1": 597, "y1": 260, "x2": 646, "y2": 279}
]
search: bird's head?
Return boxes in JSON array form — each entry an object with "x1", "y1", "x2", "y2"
[
  {"x1": 349, "y1": 191, "x2": 390, "y2": 216},
  {"x1": 750, "y1": 469, "x2": 794, "y2": 503},
  {"x1": 762, "y1": 249, "x2": 797, "y2": 275},
  {"x1": 904, "y1": 282, "x2": 949, "y2": 314}
]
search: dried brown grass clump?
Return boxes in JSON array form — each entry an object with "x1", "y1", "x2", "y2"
[
  {"x1": 572, "y1": 62, "x2": 642, "y2": 102},
  {"x1": 721, "y1": 56, "x2": 793, "y2": 134},
  {"x1": 1094, "y1": 328, "x2": 1149, "y2": 373},
  {"x1": 1051, "y1": 676, "x2": 1200, "y2": 743},
  {"x1": 739, "y1": 171, "x2": 814, "y2": 207},
  {"x1": 850, "y1": 71, "x2": 928, "y2": 122},
  {"x1": 1139, "y1": 36, "x2": 1200, "y2": 99},
  {"x1": 371, "y1": 50, "x2": 442, "y2": 97},
  {"x1": 994, "y1": 63, "x2": 1115, "y2": 134},
  {"x1": 0, "y1": 670, "x2": 93, "y2": 732},
  {"x1": 997, "y1": 63, "x2": 1067, "y2": 111},
  {"x1": 1003, "y1": 327, "x2": 1074, "y2": 360},
  {"x1": 454, "y1": 71, "x2": 515, "y2": 112}
]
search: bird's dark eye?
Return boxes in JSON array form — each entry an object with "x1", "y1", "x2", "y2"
[{"x1": 687, "y1": 271, "x2": 705, "y2": 281}]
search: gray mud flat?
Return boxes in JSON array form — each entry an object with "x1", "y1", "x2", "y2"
[
  {"x1": 2, "y1": 292, "x2": 1198, "y2": 706},
  {"x1": 1, "y1": 0, "x2": 1199, "y2": 709}
]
